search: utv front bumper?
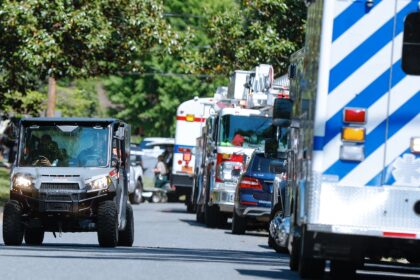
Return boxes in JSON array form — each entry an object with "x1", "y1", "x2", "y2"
[{"x1": 11, "y1": 188, "x2": 112, "y2": 215}]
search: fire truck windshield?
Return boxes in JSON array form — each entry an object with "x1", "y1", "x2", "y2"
[{"x1": 218, "y1": 115, "x2": 272, "y2": 148}]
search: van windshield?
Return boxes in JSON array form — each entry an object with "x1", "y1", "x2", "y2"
[
  {"x1": 218, "y1": 115, "x2": 272, "y2": 149},
  {"x1": 19, "y1": 124, "x2": 110, "y2": 167}
]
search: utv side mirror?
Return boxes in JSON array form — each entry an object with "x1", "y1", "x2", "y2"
[
  {"x1": 273, "y1": 98, "x2": 293, "y2": 127},
  {"x1": 270, "y1": 160, "x2": 286, "y2": 174},
  {"x1": 115, "y1": 126, "x2": 125, "y2": 140}
]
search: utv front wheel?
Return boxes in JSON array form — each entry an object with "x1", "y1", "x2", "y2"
[
  {"x1": 25, "y1": 228, "x2": 44, "y2": 245},
  {"x1": 3, "y1": 200, "x2": 24, "y2": 246},
  {"x1": 118, "y1": 204, "x2": 134, "y2": 246},
  {"x1": 97, "y1": 201, "x2": 118, "y2": 247}
]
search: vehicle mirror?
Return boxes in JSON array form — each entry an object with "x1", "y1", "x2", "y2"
[
  {"x1": 270, "y1": 160, "x2": 286, "y2": 174},
  {"x1": 115, "y1": 126, "x2": 125, "y2": 140},
  {"x1": 273, "y1": 98, "x2": 293, "y2": 127},
  {"x1": 288, "y1": 64, "x2": 297, "y2": 79},
  {"x1": 265, "y1": 139, "x2": 278, "y2": 157}
]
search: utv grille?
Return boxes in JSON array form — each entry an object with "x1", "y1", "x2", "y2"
[{"x1": 40, "y1": 183, "x2": 79, "y2": 191}]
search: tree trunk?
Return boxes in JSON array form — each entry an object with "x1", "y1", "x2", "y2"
[{"x1": 47, "y1": 76, "x2": 57, "y2": 117}]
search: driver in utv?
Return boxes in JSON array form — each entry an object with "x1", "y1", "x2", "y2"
[{"x1": 2, "y1": 118, "x2": 134, "y2": 247}]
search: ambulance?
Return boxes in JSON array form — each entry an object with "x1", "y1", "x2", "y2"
[
  {"x1": 172, "y1": 96, "x2": 218, "y2": 212},
  {"x1": 284, "y1": 1, "x2": 420, "y2": 278}
]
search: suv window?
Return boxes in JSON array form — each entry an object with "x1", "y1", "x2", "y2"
[
  {"x1": 402, "y1": 12, "x2": 420, "y2": 75},
  {"x1": 250, "y1": 154, "x2": 272, "y2": 173}
]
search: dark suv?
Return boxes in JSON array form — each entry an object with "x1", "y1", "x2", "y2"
[{"x1": 232, "y1": 152, "x2": 280, "y2": 234}]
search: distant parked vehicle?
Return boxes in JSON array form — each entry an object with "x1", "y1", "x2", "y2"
[
  {"x1": 129, "y1": 147, "x2": 144, "y2": 204},
  {"x1": 232, "y1": 152, "x2": 282, "y2": 235}
]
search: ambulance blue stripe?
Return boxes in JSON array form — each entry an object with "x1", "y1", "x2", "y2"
[
  {"x1": 366, "y1": 148, "x2": 411, "y2": 186},
  {"x1": 321, "y1": 61, "x2": 405, "y2": 149},
  {"x1": 332, "y1": 2, "x2": 378, "y2": 42},
  {"x1": 313, "y1": 136, "x2": 324, "y2": 151},
  {"x1": 324, "y1": 93, "x2": 420, "y2": 179},
  {"x1": 329, "y1": 4, "x2": 414, "y2": 93},
  {"x1": 329, "y1": 19, "x2": 394, "y2": 93}
]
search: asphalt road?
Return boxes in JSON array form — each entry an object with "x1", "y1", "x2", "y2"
[{"x1": 0, "y1": 203, "x2": 419, "y2": 280}]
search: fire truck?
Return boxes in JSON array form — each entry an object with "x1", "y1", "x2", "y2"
[
  {"x1": 172, "y1": 97, "x2": 217, "y2": 212},
  {"x1": 284, "y1": 1, "x2": 420, "y2": 278},
  {"x1": 195, "y1": 65, "x2": 283, "y2": 228}
]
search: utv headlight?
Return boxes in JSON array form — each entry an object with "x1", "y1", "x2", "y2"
[
  {"x1": 12, "y1": 174, "x2": 34, "y2": 190},
  {"x1": 87, "y1": 176, "x2": 111, "y2": 191}
]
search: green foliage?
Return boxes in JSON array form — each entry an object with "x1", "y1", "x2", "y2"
[
  {"x1": 195, "y1": 0, "x2": 307, "y2": 76},
  {"x1": 105, "y1": 55, "x2": 227, "y2": 136},
  {"x1": 55, "y1": 79, "x2": 101, "y2": 117},
  {"x1": 1, "y1": 91, "x2": 45, "y2": 116},
  {"x1": 105, "y1": 0, "x2": 230, "y2": 137},
  {"x1": 0, "y1": 0, "x2": 176, "y2": 114}
]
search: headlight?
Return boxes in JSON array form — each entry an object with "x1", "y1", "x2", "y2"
[
  {"x1": 87, "y1": 176, "x2": 111, "y2": 191},
  {"x1": 12, "y1": 174, "x2": 34, "y2": 190}
]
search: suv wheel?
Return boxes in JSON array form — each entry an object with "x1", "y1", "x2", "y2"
[
  {"x1": 25, "y1": 228, "x2": 45, "y2": 245},
  {"x1": 97, "y1": 201, "x2": 118, "y2": 247},
  {"x1": 231, "y1": 209, "x2": 246, "y2": 235},
  {"x1": 118, "y1": 204, "x2": 134, "y2": 246},
  {"x1": 3, "y1": 200, "x2": 24, "y2": 246}
]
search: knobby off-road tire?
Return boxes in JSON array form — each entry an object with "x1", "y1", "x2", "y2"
[
  {"x1": 97, "y1": 201, "x2": 119, "y2": 247},
  {"x1": 3, "y1": 200, "x2": 24, "y2": 246},
  {"x1": 118, "y1": 203, "x2": 134, "y2": 247},
  {"x1": 25, "y1": 228, "x2": 45, "y2": 245},
  {"x1": 231, "y1": 209, "x2": 246, "y2": 235}
]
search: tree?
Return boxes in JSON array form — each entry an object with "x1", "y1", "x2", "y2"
[
  {"x1": 193, "y1": 0, "x2": 307, "y2": 76},
  {"x1": 0, "y1": 0, "x2": 177, "y2": 115},
  {"x1": 105, "y1": 0, "x2": 231, "y2": 137}
]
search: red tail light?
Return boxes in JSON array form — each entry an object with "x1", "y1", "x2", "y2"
[
  {"x1": 239, "y1": 177, "x2": 262, "y2": 190},
  {"x1": 216, "y1": 153, "x2": 244, "y2": 182},
  {"x1": 343, "y1": 108, "x2": 366, "y2": 123}
]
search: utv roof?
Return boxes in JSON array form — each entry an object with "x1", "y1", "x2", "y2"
[{"x1": 20, "y1": 117, "x2": 123, "y2": 125}]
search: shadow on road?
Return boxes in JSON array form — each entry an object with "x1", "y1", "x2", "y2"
[
  {"x1": 160, "y1": 207, "x2": 188, "y2": 214},
  {"x1": 237, "y1": 268, "x2": 295, "y2": 279},
  {"x1": 0, "y1": 244, "x2": 288, "y2": 267}
]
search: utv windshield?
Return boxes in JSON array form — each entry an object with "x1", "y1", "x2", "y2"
[
  {"x1": 218, "y1": 115, "x2": 273, "y2": 149},
  {"x1": 19, "y1": 124, "x2": 110, "y2": 167}
]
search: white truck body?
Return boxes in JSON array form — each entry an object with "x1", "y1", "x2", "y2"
[{"x1": 287, "y1": 0, "x2": 420, "y2": 273}]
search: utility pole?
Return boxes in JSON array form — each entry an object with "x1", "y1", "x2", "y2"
[{"x1": 46, "y1": 76, "x2": 56, "y2": 117}]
